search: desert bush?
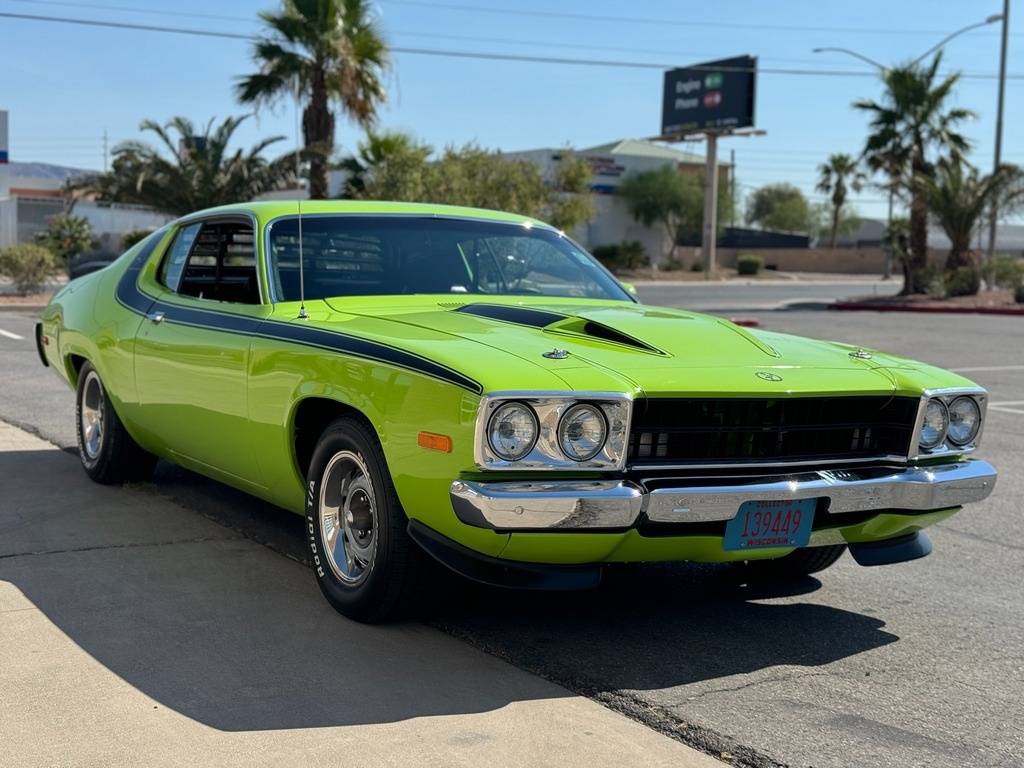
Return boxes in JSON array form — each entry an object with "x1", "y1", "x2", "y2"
[
  {"x1": 0, "y1": 243, "x2": 60, "y2": 295},
  {"x1": 590, "y1": 241, "x2": 649, "y2": 272},
  {"x1": 736, "y1": 254, "x2": 764, "y2": 276},
  {"x1": 985, "y1": 255, "x2": 1024, "y2": 289},
  {"x1": 121, "y1": 228, "x2": 155, "y2": 250},
  {"x1": 945, "y1": 266, "x2": 981, "y2": 297}
]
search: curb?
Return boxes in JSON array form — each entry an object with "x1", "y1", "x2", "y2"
[
  {"x1": 832, "y1": 301, "x2": 1024, "y2": 316},
  {"x1": 0, "y1": 305, "x2": 45, "y2": 313}
]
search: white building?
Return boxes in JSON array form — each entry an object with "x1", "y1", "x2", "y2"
[
  {"x1": 507, "y1": 138, "x2": 730, "y2": 265},
  {"x1": 0, "y1": 110, "x2": 172, "y2": 249}
]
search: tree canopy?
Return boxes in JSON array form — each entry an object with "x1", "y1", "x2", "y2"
[
  {"x1": 346, "y1": 135, "x2": 594, "y2": 232},
  {"x1": 745, "y1": 183, "x2": 814, "y2": 233},
  {"x1": 237, "y1": 0, "x2": 389, "y2": 199},
  {"x1": 84, "y1": 115, "x2": 297, "y2": 216}
]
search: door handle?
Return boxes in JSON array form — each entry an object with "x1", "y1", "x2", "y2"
[{"x1": 147, "y1": 311, "x2": 165, "y2": 324}]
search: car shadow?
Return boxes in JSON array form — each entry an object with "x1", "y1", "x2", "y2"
[
  {"x1": 0, "y1": 448, "x2": 899, "y2": 732},
  {"x1": 430, "y1": 565, "x2": 899, "y2": 694}
]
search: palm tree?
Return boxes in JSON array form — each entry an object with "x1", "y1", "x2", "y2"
[
  {"x1": 915, "y1": 160, "x2": 1024, "y2": 270},
  {"x1": 237, "y1": 0, "x2": 389, "y2": 200},
  {"x1": 854, "y1": 52, "x2": 974, "y2": 292},
  {"x1": 816, "y1": 153, "x2": 866, "y2": 248},
  {"x1": 86, "y1": 115, "x2": 296, "y2": 215},
  {"x1": 338, "y1": 130, "x2": 430, "y2": 197}
]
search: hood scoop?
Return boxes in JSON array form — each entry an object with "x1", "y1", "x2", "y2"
[{"x1": 453, "y1": 303, "x2": 662, "y2": 354}]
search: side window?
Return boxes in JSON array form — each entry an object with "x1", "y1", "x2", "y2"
[
  {"x1": 161, "y1": 220, "x2": 260, "y2": 304},
  {"x1": 159, "y1": 223, "x2": 200, "y2": 291}
]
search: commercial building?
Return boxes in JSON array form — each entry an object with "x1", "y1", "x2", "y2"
[
  {"x1": 0, "y1": 110, "x2": 171, "y2": 249},
  {"x1": 507, "y1": 138, "x2": 730, "y2": 265}
]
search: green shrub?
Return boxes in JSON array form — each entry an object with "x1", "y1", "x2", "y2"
[
  {"x1": 34, "y1": 213, "x2": 95, "y2": 266},
  {"x1": 914, "y1": 265, "x2": 945, "y2": 298},
  {"x1": 986, "y1": 255, "x2": 1024, "y2": 289},
  {"x1": 618, "y1": 240, "x2": 649, "y2": 269},
  {"x1": 121, "y1": 228, "x2": 155, "y2": 250},
  {"x1": 1015, "y1": 284, "x2": 1024, "y2": 304},
  {"x1": 690, "y1": 260, "x2": 704, "y2": 272},
  {"x1": 590, "y1": 241, "x2": 650, "y2": 272},
  {"x1": 0, "y1": 243, "x2": 60, "y2": 295},
  {"x1": 945, "y1": 266, "x2": 981, "y2": 297},
  {"x1": 736, "y1": 254, "x2": 764, "y2": 276}
]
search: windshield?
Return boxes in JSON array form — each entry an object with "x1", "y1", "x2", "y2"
[{"x1": 266, "y1": 216, "x2": 630, "y2": 302}]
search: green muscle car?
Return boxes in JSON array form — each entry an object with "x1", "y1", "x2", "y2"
[{"x1": 37, "y1": 201, "x2": 997, "y2": 622}]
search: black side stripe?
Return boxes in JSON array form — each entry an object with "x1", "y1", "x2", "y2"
[{"x1": 115, "y1": 244, "x2": 482, "y2": 394}]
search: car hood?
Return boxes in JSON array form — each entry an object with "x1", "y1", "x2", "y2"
[{"x1": 322, "y1": 297, "x2": 925, "y2": 397}]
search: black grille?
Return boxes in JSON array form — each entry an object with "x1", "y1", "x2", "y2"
[{"x1": 629, "y1": 396, "x2": 919, "y2": 466}]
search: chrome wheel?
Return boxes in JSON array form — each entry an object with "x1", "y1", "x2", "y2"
[
  {"x1": 80, "y1": 370, "x2": 105, "y2": 461},
  {"x1": 319, "y1": 450, "x2": 378, "y2": 585}
]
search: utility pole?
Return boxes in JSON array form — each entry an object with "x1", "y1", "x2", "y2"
[
  {"x1": 884, "y1": 185, "x2": 894, "y2": 279},
  {"x1": 729, "y1": 148, "x2": 736, "y2": 227},
  {"x1": 701, "y1": 132, "x2": 719, "y2": 276},
  {"x1": 986, "y1": 0, "x2": 1010, "y2": 278}
]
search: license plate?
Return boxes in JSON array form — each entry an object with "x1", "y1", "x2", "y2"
[{"x1": 723, "y1": 498, "x2": 817, "y2": 551}]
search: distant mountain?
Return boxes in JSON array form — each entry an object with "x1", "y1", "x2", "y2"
[{"x1": 9, "y1": 162, "x2": 98, "y2": 181}]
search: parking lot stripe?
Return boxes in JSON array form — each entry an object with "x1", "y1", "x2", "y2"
[
  {"x1": 0, "y1": 328, "x2": 24, "y2": 340},
  {"x1": 989, "y1": 405, "x2": 1024, "y2": 415},
  {"x1": 953, "y1": 365, "x2": 1024, "y2": 373}
]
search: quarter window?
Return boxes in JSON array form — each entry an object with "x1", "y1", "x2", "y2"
[{"x1": 158, "y1": 220, "x2": 259, "y2": 304}]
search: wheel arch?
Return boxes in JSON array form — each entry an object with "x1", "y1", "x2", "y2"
[{"x1": 290, "y1": 396, "x2": 378, "y2": 482}]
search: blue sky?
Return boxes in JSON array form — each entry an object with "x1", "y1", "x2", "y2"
[{"x1": 2, "y1": 0, "x2": 1020, "y2": 220}]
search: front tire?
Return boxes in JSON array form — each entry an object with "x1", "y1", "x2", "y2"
[
  {"x1": 306, "y1": 416, "x2": 427, "y2": 623},
  {"x1": 75, "y1": 362, "x2": 156, "y2": 484}
]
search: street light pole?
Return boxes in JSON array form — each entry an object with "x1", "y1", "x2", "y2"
[
  {"x1": 986, "y1": 0, "x2": 1010, "y2": 273},
  {"x1": 814, "y1": 14, "x2": 1005, "y2": 282}
]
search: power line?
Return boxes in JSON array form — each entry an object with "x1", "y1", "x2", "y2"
[
  {"x1": 5, "y1": 0, "x2": 976, "y2": 68},
  {"x1": 3, "y1": 11, "x2": 1023, "y2": 81},
  {"x1": 5, "y1": 0, "x2": 256, "y2": 23},
  {"x1": 380, "y1": 0, "x2": 1015, "y2": 38},
  {"x1": 11, "y1": 0, "x2": 1015, "y2": 37}
]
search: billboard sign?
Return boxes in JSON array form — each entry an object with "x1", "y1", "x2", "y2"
[{"x1": 661, "y1": 55, "x2": 756, "y2": 136}]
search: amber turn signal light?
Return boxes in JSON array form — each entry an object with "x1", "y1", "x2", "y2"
[{"x1": 417, "y1": 431, "x2": 453, "y2": 453}]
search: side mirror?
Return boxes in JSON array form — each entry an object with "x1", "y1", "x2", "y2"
[{"x1": 620, "y1": 281, "x2": 638, "y2": 298}]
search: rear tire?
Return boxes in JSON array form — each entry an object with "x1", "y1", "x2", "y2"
[
  {"x1": 306, "y1": 416, "x2": 427, "y2": 623},
  {"x1": 75, "y1": 361, "x2": 157, "y2": 484},
  {"x1": 736, "y1": 544, "x2": 847, "y2": 583}
]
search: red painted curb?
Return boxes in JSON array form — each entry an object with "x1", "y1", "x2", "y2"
[
  {"x1": 832, "y1": 302, "x2": 1024, "y2": 316},
  {"x1": 728, "y1": 317, "x2": 761, "y2": 327}
]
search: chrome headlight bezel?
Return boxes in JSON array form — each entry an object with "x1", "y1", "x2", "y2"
[
  {"x1": 475, "y1": 391, "x2": 632, "y2": 470},
  {"x1": 909, "y1": 387, "x2": 987, "y2": 460}
]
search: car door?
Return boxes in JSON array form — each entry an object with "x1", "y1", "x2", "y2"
[{"x1": 132, "y1": 215, "x2": 270, "y2": 490}]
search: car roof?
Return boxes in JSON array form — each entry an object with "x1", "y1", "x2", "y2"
[{"x1": 177, "y1": 200, "x2": 554, "y2": 229}]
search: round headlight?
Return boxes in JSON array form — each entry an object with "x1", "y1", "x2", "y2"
[
  {"x1": 487, "y1": 402, "x2": 538, "y2": 461},
  {"x1": 558, "y1": 404, "x2": 608, "y2": 461},
  {"x1": 919, "y1": 398, "x2": 949, "y2": 449},
  {"x1": 947, "y1": 396, "x2": 981, "y2": 446}
]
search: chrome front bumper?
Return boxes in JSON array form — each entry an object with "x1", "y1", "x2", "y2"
[{"x1": 449, "y1": 460, "x2": 997, "y2": 531}]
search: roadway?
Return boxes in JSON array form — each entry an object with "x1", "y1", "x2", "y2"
[{"x1": 0, "y1": 303, "x2": 1021, "y2": 768}]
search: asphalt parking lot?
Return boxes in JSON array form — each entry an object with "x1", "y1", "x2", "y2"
[{"x1": 1, "y1": 303, "x2": 1022, "y2": 768}]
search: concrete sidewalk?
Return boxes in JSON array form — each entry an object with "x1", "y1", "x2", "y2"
[{"x1": 0, "y1": 422, "x2": 720, "y2": 768}]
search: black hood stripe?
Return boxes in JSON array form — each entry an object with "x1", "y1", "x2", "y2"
[
  {"x1": 115, "y1": 241, "x2": 482, "y2": 394},
  {"x1": 454, "y1": 303, "x2": 568, "y2": 328}
]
